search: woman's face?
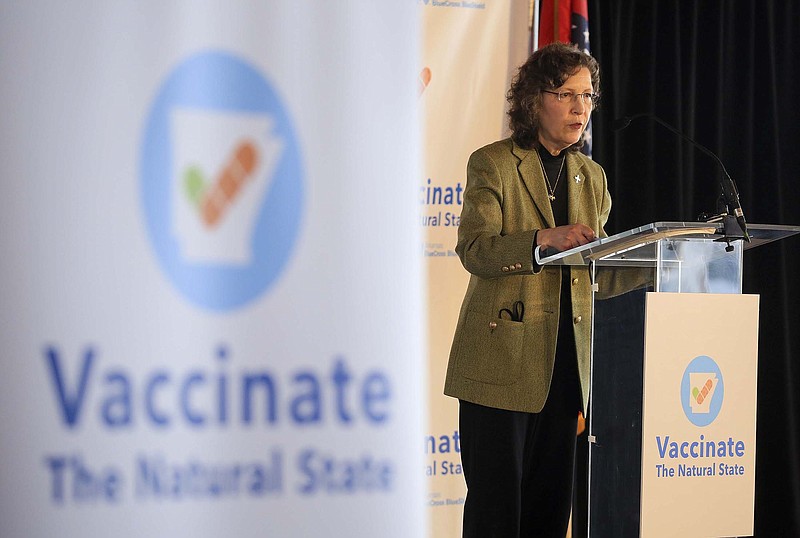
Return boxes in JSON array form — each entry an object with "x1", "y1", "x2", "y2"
[{"x1": 537, "y1": 66, "x2": 594, "y2": 155}]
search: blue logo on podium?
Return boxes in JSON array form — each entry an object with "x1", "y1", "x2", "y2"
[{"x1": 680, "y1": 355, "x2": 724, "y2": 427}]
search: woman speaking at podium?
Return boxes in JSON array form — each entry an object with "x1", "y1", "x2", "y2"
[{"x1": 444, "y1": 42, "x2": 609, "y2": 537}]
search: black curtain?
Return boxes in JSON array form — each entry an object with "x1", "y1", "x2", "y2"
[{"x1": 587, "y1": 1, "x2": 800, "y2": 536}]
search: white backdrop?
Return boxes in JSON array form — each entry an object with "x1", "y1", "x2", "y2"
[{"x1": 0, "y1": 3, "x2": 423, "y2": 536}]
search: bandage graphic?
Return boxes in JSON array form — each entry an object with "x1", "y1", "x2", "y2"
[
  {"x1": 189, "y1": 141, "x2": 259, "y2": 227},
  {"x1": 689, "y1": 373, "x2": 717, "y2": 414},
  {"x1": 692, "y1": 379, "x2": 712, "y2": 404},
  {"x1": 170, "y1": 108, "x2": 283, "y2": 265}
]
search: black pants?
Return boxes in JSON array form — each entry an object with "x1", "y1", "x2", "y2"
[{"x1": 459, "y1": 332, "x2": 582, "y2": 538}]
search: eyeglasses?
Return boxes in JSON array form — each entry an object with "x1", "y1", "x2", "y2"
[{"x1": 542, "y1": 90, "x2": 599, "y2": 106}]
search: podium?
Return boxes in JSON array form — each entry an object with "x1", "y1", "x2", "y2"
[{"x1": 537, "y1": 222, "x2": 800, "y2": 538}]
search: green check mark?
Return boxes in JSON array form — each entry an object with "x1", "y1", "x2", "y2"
[{"x1": 184, "y1": 165, "x2": 207, "y2": 208}]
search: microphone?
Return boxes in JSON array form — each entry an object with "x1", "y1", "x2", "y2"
[{"x1": 613, "y1": 112, "x2": 750, "y2": 242}]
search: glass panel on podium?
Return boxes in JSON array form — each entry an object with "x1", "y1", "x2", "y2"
[
  {"x1": 655, "y1": 239, "x2": 742, "y2": 293},
  {"x1": 534, "y1": 222, "x2": 800, "y2": 538}
]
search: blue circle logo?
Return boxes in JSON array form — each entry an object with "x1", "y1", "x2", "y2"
[
  {"x1": 680, "y1": 355, "x2": 725, "y2": 427},
  {"x1": 140, "y1": 51, "x2": 303, "y2": 311}
]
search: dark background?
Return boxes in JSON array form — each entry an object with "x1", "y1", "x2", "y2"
[{"x1": 587, "y1": 1, "x2": 800, "y2": 535}]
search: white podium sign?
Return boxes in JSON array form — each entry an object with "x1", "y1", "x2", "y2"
[{"x1": 640, "y1": 292, "x2": 759, "y2": 537}]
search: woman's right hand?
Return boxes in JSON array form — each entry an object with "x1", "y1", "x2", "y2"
[{"x1": 536, "y1": 224, "x2": 596, "y2": 251}]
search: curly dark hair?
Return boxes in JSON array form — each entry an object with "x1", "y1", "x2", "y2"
[{"x1": 507, "y1": 42, "x2": 601, "y2": 150}]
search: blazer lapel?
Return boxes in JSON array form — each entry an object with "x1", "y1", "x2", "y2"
[
  {"x1": 566, "y1": 152, "x2": 587, "y2": 226},
  {"x1": 512, "y1": 141, "x2": 555, "y2": 228}
]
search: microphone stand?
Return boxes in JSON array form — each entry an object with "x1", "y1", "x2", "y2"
[{"x1": 613, "y1": 113, "x2": 750, "y2": 248}]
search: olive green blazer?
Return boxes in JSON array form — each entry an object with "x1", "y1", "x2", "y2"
[{"x1": 444, "y1": 138, "x2": 611, "y2": 414}]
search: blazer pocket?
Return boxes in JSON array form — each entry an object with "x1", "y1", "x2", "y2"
[{"x1": 456, "y1": 310, "x2": 524, "y2": 386}]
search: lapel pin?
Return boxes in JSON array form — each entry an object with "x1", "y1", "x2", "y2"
[{"x1": 574, "y1": 174, "x2": 582, "y2": 184}]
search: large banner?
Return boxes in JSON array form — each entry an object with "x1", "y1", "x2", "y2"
[
  {"x1": 419, "y1": 1, "x2": 530, "y2": 535},
  {"x1": 0, "y1": 3, "x2": 423, "y2": 537}
]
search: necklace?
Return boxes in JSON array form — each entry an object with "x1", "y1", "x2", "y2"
[{"x1": 538, "y1": 154, "x2": 565, "y2": 201}]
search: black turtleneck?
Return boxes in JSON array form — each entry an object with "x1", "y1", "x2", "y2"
[{"x1": 537, "y1": 146, "x2": 580, "y2": 410}]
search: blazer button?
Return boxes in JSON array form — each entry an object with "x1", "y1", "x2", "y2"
[
  {"x1": 574, "y1": 315, "x2": 583, "y2": 324},
  {"x1": 502, "y1": 266, "x2": 509, "y2": 272},
  {"x1": 572, "y1": 278, "x2": 579, "y2": 285},
  {"x1": 515, "y1": 263, "x2": 522, "y2": 269},
  {"x1": 489, "y1": 321, "x2": 497, "y2": 329}
]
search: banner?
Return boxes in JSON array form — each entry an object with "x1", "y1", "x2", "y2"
[
  {"x1": 419, "y1": 1, "x2": 530, "y2": 535},
  {"x1": 0, "y1": 3, "x2": 423, "y2": 537}
]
